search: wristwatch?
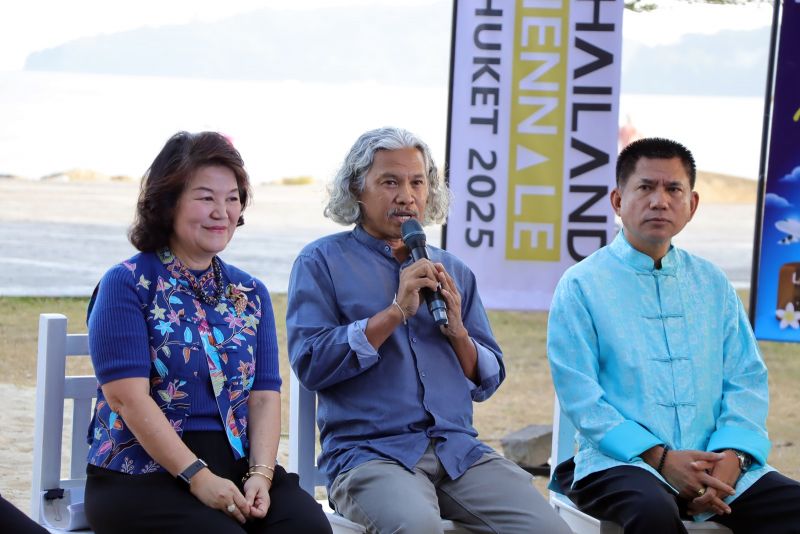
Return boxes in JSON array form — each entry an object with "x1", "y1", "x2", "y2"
[
  {"x1": 177, "y1": 458, "x2": 208, "y2": 487},
  {"x1": 730, "y1": 449, "x2": 752, "y2": 473}
]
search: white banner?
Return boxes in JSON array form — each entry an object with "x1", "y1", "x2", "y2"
[{"x1": 445, "y1": 0, "x2": 623, "y2": 310}]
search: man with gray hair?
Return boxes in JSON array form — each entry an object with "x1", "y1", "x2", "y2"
[{"x1": 287, "y1": 127, "x2": 569, "y2": 533}]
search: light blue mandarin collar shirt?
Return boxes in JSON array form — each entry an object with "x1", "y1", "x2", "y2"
[
  {"x1": 287, "y1": 225, "x2": 503, "y2": 488},
  {"x1": 547, "y1": 231, "x2": 773, "y2": 521}
]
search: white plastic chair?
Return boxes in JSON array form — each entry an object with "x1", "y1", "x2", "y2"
[
  {"x1": 549, "y1": 397, "x2": 732, "y2": 533},
  {"x1": 288, "y1": 370, "x2": 471, "y2": 533},
  {"x1": 32, "y1": 313, "x2": 96, "y2": 532}
]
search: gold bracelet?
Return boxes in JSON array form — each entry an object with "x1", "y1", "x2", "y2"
[
  {"x1": 242, "y1": 471, "x2": 273, "y2": 485},
  {"x1": 249, "y1": 464, "x2": 275, "y2": 473}
]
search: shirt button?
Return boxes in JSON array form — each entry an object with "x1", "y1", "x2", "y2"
[
  {"x1": 412, "y1": 337, "x2": 417, "y2": 343},
  {"x1": 384, "y1": 246, "x2": 390, "y2": 252},
  {"x1": 421, "y1": 371, "x2": 427, "y2": 377}
]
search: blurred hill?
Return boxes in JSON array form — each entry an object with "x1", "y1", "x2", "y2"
[
  {"x1": 24, "y1": 3, "x2": 452, "y2": 86},
  {"x1": 23, "y1": 2, "x2": 769, "y2": 96},
  {"x1": 622, "y1": 27, "x2": 768, "y2": 96}
]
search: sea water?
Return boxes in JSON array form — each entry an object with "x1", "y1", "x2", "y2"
[
  {"x1": 0, "y1": 71, "x2": 766, "y2": 181},
  {"x1": 0, "y1": 71, "x2": 450, "y2": 182}
]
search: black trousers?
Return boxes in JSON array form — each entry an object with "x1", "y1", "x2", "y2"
[
  {"x1": 555, "y1": 458, "x2": 800, "y2": 534},
  {"x1": 0, "y1": 494, "x2": 48, "y2": 533},
  {"x1": 85, "y1": 431, "x2": 332, "y2": 534}
]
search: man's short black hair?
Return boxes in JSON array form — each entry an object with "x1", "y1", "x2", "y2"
[{"x1": 616, "y1": 137, "x2": 696, "y2": 189}]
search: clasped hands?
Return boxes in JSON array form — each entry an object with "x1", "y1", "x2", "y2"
[
  {"x1": 654, "y1": 447, "x2": 741, "y2": 517},
  {"x1": 189, "y1": 468, "x2": 272, "y2": 524}
]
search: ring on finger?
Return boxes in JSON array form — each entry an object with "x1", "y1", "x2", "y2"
[
  {"x1": 227, "y1": 503, "x2": 237, "y2": 513},
  {"x1": 696, "y1": 487, "x2": 706, "y2": 497}
]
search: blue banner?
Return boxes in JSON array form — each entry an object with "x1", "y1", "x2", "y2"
[{"x1": 753, "y1": 0, "x2": 800, "y2": 342}]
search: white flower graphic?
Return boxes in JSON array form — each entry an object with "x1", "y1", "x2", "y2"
[{"x1": 776, "y1": 302, "x2": 800, "y2": 330}]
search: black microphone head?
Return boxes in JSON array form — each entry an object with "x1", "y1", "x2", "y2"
[{"x1": 401, "y1": 219, "x2": 426, "y2": 248}]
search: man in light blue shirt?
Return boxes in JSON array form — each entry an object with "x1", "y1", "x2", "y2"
[
  {"x1": 287, "y1": 127, "x2": 570, "y2": 534},
  {"x1": 548, "y1": 137, "x2": 800, "y2": 532}
]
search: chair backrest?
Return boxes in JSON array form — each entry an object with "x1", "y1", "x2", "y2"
[
  {"x1": 31, "y1": 313, "x2": 96, "y2": 531},
  {"x1": 287, "y1": 369, "x2": 329, "y2": 494}
]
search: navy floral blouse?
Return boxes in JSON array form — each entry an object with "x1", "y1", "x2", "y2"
[{"x1": 86, "y1": 249, "x2": 281, "y2": 474}]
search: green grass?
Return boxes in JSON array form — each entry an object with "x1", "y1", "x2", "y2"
[{"x1": 2, "y1": 294, "x2": 797, "y2": 481}]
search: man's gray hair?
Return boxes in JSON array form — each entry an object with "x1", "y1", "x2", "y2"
[{"x1": 324, "y1": 126, "x2": 450, "y2": 225}]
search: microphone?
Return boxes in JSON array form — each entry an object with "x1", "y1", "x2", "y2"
[{"x1": 401, "y1": 219, "x2": 448, "y2": 326}]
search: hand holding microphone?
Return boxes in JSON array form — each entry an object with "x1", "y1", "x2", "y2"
[{"x1": 401, "y1": 219, "x2": 449, "y2": 326}]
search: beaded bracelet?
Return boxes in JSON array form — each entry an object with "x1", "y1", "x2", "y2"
[{"x1": 657, "y1": 445, "x2": 670, "y2": 474}]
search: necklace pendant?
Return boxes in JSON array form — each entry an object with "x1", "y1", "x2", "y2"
[{"x1": 180, "y1": 256, "x2": 225, "y2": 307}]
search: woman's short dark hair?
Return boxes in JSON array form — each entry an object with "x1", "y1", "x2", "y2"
[
  {"x1": 616, "y1": 137, "x2": 696, "y2": 189},
  {"x1": 128, "y1": 131, "x2": 251, "y2": 252}
]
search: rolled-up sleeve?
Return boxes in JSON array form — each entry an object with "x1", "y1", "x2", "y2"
[{"x1": 347, "y1": 319, "x2": 380, "y2": 365}]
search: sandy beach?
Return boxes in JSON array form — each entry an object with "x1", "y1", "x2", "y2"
[
  {"x1": 0, "y1": 384, "x2": 40, "y2": 514},
  {"x1": 0, "y1": 174, "x2": 760, "y2": 516}
]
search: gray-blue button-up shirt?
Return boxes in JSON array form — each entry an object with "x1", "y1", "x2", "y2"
[{"x1": 287, "y1": 225, "x2": 504, "y2": 488}]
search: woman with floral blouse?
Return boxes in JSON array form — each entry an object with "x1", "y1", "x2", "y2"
[{"x1": 83, "y1": 131, "x2": 331, "y2": 534}]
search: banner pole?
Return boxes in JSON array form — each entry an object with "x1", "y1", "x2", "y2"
[
  {"x1": 748, "y1": 0, "x2": 782, "y2": 326},
  {"x1": 442, "y1": 0, "x2": 460, "y2": 251}
]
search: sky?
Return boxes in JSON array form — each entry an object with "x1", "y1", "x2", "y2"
[
  {"x1": 0, "y1": 0, "x2": 775, "y2": 72},
  {"x1": 0, "y1": 0, "x2": 442, "y2": 72}
]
